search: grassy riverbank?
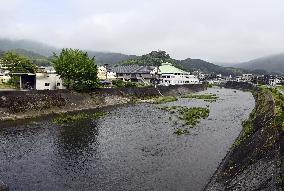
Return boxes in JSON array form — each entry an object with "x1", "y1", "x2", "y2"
[{"x1": 206, "y1": 83, "x2": 283, "y2": 190}]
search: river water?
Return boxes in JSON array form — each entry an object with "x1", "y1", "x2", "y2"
[{"x1": 0, "y1": 88, "x2": 254, "y2": 191}]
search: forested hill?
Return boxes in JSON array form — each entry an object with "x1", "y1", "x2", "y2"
[
  {"x1": 176, "y1": 58, "x2": 245, "y2": 76},
  {"x1": 87, "y1": 51, "x2": 137, "y2": 65},
  {"x1": 0, "y1": 39, "x2": 136, "y2": 66},
  {"x1": 234, "y1": 53, "x2": 284, "y2": 74},
  {"x1": 0, "y1": 38, "x2": 259, "y2": 76}
]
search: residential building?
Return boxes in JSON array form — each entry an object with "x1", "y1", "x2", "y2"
[
  {"x1": 35, "y1": 67, "x2": 65, "y2": 90},
  {"x1": 242, "y1": 74, "x2": 253, "y2": 82},
  {"x1": 111, "y1": 65, "x2": 160, "y2": 85},
  {"x1": 97, "y1": 65, "x2": 117, "y2": 80},
  {"x1": 159, "y1": 62, "x2": 199, "y2": 85},
  {"x1": 12, "y1": 67, "x2": 65, "y2": 90},
  {"x1": 0, "y1": 64, "x2": 11, "y2": 84}
]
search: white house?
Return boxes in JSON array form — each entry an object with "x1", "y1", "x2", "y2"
[
  {"x1": 35, "y1": 67, "x2": 65, "y2": 90},
  {"x1": 159, "y1": 62, "x2": 199, "y2": 85},
  {"x1": 97, "y1": 66, "x2": 117, "y2": 80},
  {"x1": 242, "y1": 74, "x2": 253, "y2": 82}
]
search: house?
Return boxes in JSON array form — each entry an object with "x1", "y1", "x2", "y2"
[
  {"x1": 12, "y1": 67, "x2": 65, "y2": 90},
  {"x1": 159, "y1": 62, "x2": 199, "y2": 85},
  {"x1": 111, "y1": 65, "x2": 160, "y2": 85},
  {"x1": 0, "y1": 64, "x2": 10, "y2": 84},
  {"x1": 242, "y1": 74, "x2": 253, "y2": 82},
  {"x1": 0, "y1": 70, "x2": 10, "y2": 84},
  {"x1": 35, "y1": 67, "x2": 65, "y2": 90},
  {"x1": 97, "y1": 65, "x2": 117, "y2": 80}
]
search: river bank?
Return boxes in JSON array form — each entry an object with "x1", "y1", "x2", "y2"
[
  {"x1": 0, "y1": 84, "x2": 205, "y2": 121},
  {"x1": 205, "y1": 81, "x2": 283, "y2": 190}
]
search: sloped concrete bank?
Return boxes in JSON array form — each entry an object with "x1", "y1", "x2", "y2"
[
  {"x1": 205, "y1": 81, "x2": 281, "y2": 191},
  {"x1": 0, "y1": 84, "x2": 205, "y2": 121}
]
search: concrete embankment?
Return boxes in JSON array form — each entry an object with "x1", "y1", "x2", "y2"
[
  {"x1": 0, "y1": 84, "x2": 205, "y2": 121},
  {"x1": 206, "y1": 81, "x2": 281, "y2": 190}
]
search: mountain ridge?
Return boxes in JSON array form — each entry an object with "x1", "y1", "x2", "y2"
[{"x1": 234, "y1": 53, "x2": 284, "y2": 74}]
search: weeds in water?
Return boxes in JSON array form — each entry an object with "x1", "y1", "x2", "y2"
[
  {"x1": 174, "y1": 128, "x2": 190, "y2": 135},
  {"x1": 178, "y1": 107, "x2": 210, "y2": 126},
  {"x1": 159, "y1": 105, "x2": 210, "y2": 135},
  {"x1": 181, "y1": 94, "x2": 218, "y2": 101},
  {"x1": 53, "y1": 111, "x2": 106, "y2": 125},
  {"x1": 153, "y1": 96, "x2": 178, "y2": 104}
]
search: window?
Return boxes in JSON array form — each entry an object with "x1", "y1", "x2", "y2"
[
  {"x1": 57, "y1": 83, "x2": 61, "y2": 86},
  {"x1": 45, "y1": 83, "x2": 50, "y2": 86}
]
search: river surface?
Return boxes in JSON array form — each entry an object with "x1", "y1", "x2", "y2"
[{"x1": 0, "y1": 88, "x2": 254, "y2": 191}]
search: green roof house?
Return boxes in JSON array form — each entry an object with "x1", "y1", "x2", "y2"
[{"x1": 159, "y1": 62, "x2": 199, "y2": 85}]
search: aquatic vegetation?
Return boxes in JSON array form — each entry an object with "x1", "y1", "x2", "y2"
[
  {"x1": 174, "y1": 128, "x2": 190, "y2": 135},
  {"x1": 153, "y1": 96, "x2": 178, "y2": 104},
  {"x1": 181, "y1": 94, "x2": 218, "y2": 101},
  {"x1": 53, "y1": 111, "x2": 106, "y2": 124},
  {"x1": 160, "y1": 106, "x2": 210, "y2": 126},
  {"x1": 178, "y1": 107, "x2": 210, "y2": 126}
]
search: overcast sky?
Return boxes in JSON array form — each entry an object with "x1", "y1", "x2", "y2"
[{"x1": 1, "y1": 0, "x2": 284, "y2": 62}]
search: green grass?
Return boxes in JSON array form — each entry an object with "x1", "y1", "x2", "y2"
[
  {"x1": 233, "y1": 118, "x2": 254, "y2": 148},
  {"x1": 53, "y1": 111, "x2": 106, "y2": 125},
  {"x1": 181, "y1": 94, "x2": 218, "y2": 101},
  {"x1": 153, "y1": 96, "x2": 178, "y2": 104}
]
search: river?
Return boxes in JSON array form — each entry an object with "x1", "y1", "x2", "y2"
[{"x1": 0, "y1": 87, "x2": 254, "y2": 191}]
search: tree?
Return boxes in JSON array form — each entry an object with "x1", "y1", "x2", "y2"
[
  {"x1": 120, "y1": 50, "x2": 174, "y2": 66},
  {"x1": 1, "y1": 52, "x2": 37, "y2": 86},
  {"x1": 52, "y1": 48, "x2": 98, "y2": 91},
  {"x1": 2, "y1": 52, "x2": 37, "y2": 73}
]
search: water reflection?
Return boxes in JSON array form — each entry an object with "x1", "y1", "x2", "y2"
[{"x1": 56, "y1": 120, "x2": 99, "y2": 159}]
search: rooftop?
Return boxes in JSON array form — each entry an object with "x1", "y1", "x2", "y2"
[
  {"x1": 111, "y1": 65, "x2": 157, "y2": 74},
  {"x1": 159, "y1": 62, "x2": 188, "y2": 74}
]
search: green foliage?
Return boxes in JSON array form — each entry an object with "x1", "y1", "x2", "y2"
[
  {"x1": 153, "y1": 96, "x2": 178, "y2": 104},
  {"x1": 178, "y1": 107, "x2": 210, "y2": 126},
  {"x1": 52, "y1": 48, "x2": 99, "y2": 91},
  {"x1": 174, "y1": 128, "x2": 190, "y2": 135},
  {"x1": 2, "y1": 52, "x2": 37, "y2": 73},
  {"x1": 111, "y1": 79, "x2": 125, "y2": 87},
  {"x1": 233, "y1": 118, "x2": 254, "y2": 148},
  {"x1": 160, "y1": 106, "x2": 210, "y2": 127},
  {"x1": 53, "y1": 111, "x2": 106, "y2": 125},
  {"x1": 120, "y1": 50, "x2": 175, "y2": 67},
  {"x1": 9, "y1": 49, "x2": 52, "y2": 66},
  {"x1": 111, "y1": 79, "x2": 138, "y2": 87},
  {"x1": 0, "y1": 83, "x2": 15, "y2": 89},
  {"x1": 181, "y1": 94, "x2": 218, "y2": 101}
]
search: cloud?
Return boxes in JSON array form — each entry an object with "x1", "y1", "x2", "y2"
[{"x1": 1, "y1": 0, "x2": 284, "y2": 62}]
